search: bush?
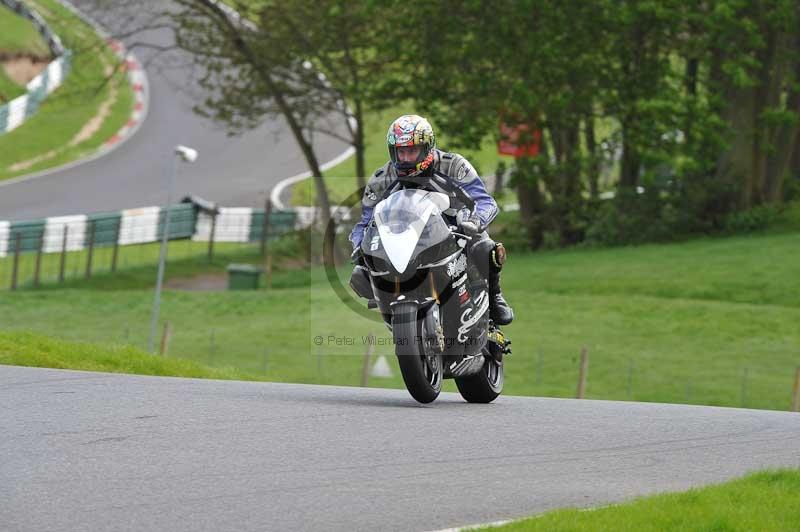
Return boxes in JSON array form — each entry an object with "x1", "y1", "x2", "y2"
[
  {"x1": 489, "y1": 210, "x2": 531, "y2": 252},
  {"x1": 584, "y1": 189, "x2": 675, "y2": 246},
  {"x1": 722, "y1": 204, "x2": 781, "y2": 234}
]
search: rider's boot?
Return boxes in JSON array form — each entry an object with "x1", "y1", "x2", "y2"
[
  {"x1": 489, "y1": 266, "x2": 514, "y2": 325},
  {"x1": 470, "y1": 236, "x2": 514, "y2": 325},
  {"x1": 488, "y1": 242, "x2": 513, "y2": 325}
]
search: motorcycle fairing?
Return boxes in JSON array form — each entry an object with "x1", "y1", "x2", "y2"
[{"x1": 363, "y1": 189, "x2": 453, "y2": 275}]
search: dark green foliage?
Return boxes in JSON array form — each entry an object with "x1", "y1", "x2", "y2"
[
  {"x1": 375, "y1": 0, "x2": 800, "y2": 248},
  {"x1": 722, "y1": 204, "x2": 783, "y2": 234},
  {"x1": 172, "y1": 0, "x2": 799, "y2": 248}
]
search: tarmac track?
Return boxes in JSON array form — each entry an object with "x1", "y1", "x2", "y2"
[
  {"x1": 0, "y1": 0, "x2": 349, "y2": 221},
  {"x1": 2, "y1": 365, "x2": 799, "y2": 531}
]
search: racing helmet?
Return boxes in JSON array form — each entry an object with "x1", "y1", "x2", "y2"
[{"x1": 387, "y1": 115, "x2": 435, "y2": 179}]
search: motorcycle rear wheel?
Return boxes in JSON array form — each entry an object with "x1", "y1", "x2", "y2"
[
  {"x1": 393, "y1": 302, "x2": 443, "y2": 404},
  {"x1": 454, "y1": 353, "x2": 503, "y2": 403}
]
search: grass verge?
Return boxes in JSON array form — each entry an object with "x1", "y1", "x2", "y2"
[
  {"x1": 0, "y1": 331, "x2": 259, "y2": 380},
  {"x1": 0, "y1": 5, "x2": 50, "y2": 57},
  {"x1": 485, "y1": 470, "x2": 800, "y2": 532},
  {"x1": 0, "y1": 64, "x2": 25, "y2": 102},
  {"x1": 0, "y1": 0, "x2": 134, "y2": 180},
  {"x1": 1, "y1": 228, "x2": 799, "y2": 410}
]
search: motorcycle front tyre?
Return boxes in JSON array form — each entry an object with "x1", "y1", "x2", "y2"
[{"x1": 392, "y1": 302, "x2": 443, "y2": 404}]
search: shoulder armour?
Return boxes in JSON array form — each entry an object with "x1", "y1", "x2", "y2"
[
  {"x1": 362, "y1": 163, "x2": 393, "y2": 207},
  {"x1": 438, "y1": 151, "x2": 478, "y2": 182}
]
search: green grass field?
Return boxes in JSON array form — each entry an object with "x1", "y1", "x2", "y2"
[
  {"x1": 0, "y1": 6, "x2": 50, "y2": 57},
  {"x1": 0, "y1": 229, "x2": 308, "y2": 291},
  {"x1": 0, "y1": 5, "x2": 49, "y2": 103},
  {"x1": 0, "y1": 0, "x2": 134, "y2": 180},
  {"x1": 0, "y1": 65, "x2": 24, "y2": 102},
  {"x1": 484, "y1": 470, "x2": 800, "y2": 531},
  {"x1": 2, "y1": 227, "x2": 798, "y2": 410},
  {"x1": 0, "y1": 330, "x2": 261, "y2": 380}
]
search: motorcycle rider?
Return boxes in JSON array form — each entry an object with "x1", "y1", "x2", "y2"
[{"x1": 349, "y1": 114, "x2": 514, "y2": 326}]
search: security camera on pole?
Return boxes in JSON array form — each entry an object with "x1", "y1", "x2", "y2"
[{"x1": 148, "y1": 145, "x2": 198, "y2": 353}]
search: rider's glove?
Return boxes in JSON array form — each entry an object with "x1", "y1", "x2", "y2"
[
  {"x1": 351, "y1": 247, "x2": 365, "y2": 266},
  {"x1": 456, "y1": 209, "x2": 481, "y2": 237}
]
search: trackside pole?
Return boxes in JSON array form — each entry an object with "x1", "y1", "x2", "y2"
[
  {"x1": 59, "y1": 225, "x2": 68, "y2": 283},
  {"x1": 159, "y1": 321, "x2": 172, "y2": 356},
  {"x1": 85, "y1": 221, "x2": 96, "y2": 279},
  {"x1": 576, "y1": 346, "x2": 589, "y2": 399},
  {"x1": 10, "y1": 232, "x2": 21, "y2": 290},
  {"x1": 33, "y1": 230, "x2": 44, "y2": 287},
  {"x1": 111, "y1": 220, "x2": 121, "y2": 273}
]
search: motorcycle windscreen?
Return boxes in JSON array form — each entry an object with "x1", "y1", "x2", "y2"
[{"x1": 373, "y1": 189, "x2": 451, "y2": 274}]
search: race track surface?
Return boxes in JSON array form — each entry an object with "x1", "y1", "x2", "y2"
[
  {"x1": 0, "y1": 0, "x2": 349, "y2": 221},
  {"x1": 2, "y1": 365, "x2": 799, "y2": 531}
]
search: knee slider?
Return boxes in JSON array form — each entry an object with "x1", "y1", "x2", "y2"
[{"x1": 469, "y1": 237, "x2": 496, "y2": 278}]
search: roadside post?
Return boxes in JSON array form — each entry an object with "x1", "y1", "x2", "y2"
[
  {"x1": 111, "y1": 219, "x2": 121, "y2": 273},
  {"x1": 10, "y1": 232, "x2": 21, "y2": 290},
  {"x1": 576, "y1": 346, "x2": 589, "y2": 399},
  {"x1": 33, "y1": 230, "x2": 44, "y2": 287},
  {"x1": 85, "y1": 220, "x2": 96, "y2": 279},
  {"x1": 59, "y1": 225, "x2": 68, "y2": 283},
  {"x1": 148, "y1": 145, "x2": 198, "y2": 353}
]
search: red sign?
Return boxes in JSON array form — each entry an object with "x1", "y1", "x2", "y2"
[{"x1": 498, "y1": 120, "x2": 541, "y2": 158}]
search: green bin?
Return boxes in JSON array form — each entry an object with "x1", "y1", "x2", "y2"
[{"x1": 227, "y1": 263, "x2": 263, "y2": 290}]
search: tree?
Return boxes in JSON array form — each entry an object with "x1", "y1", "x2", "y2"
[
  {"x1": 171, "y1": 0, "x2": 335, "y2": 231},
  {"x1": 171, "y1": 0, "x2": 397, "y2": 216},
  {"x1": 253, "y1": 0, "x2": 393, "y2": 191},
  {"x1": 707, "y1": 0, "x2": 800, "y2": 209},
  {"x1": 381, "y1": 0, "x2": 608, "y2": 246},
  {"x1": 385, "y1": 0, "x2": 800, "y2": 248}
]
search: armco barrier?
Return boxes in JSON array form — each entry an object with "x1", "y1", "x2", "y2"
[
  {"x1": 0, "y1": 202, "x2": 297, "y2": 259},
  {"x1": 0, "y1": 0, "x2": 71, "y2": 134}
]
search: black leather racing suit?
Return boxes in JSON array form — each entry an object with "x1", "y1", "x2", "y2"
[{"x1": 349, "y1": 149, "x2": 513, "y2": 325}]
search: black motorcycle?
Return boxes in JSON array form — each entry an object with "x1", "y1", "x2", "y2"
[{"x1": 351, "y1": 183, "x2": 511, "y2": 404}]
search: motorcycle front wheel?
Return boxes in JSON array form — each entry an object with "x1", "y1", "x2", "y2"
[
  {"x1": 454, "y1": 352, "x2": 503, "y2": 403},
  {"x1": 392, "y1": 302, "x2": 443, "y2": 404}
]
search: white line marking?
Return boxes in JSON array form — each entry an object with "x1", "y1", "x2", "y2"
[{"x1": 270, "y1": 146, "x2": 356, "y2": 210}]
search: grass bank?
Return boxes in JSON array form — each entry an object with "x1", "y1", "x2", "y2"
[
  {"x1": 0, "y1": 331, "x2": 258, "y2": 381},
  {"x1": 485, "y1": 470, "x2": 800, "y2": 532},
  {"x1": 0, "y1": 0, "x2": 134, "y2": 180},
  {"x1": 0, "y1": 5, "x2": 50, "y2": 57},
  {"x1": 0, "y1": 65, "x2": 24, "y2": 102},
  {"x1": 2, "y1": 228, "x2": 799, "y2": 410},
  {"x1": 0, "y1": 5, "x2": 49, "y2": 103}
]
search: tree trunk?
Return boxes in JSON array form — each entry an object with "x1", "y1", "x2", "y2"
[
  {"x1": 764, "y1": 27, "x2": 800, "y2": 203},
  {"x1": 516, "y1": 177, "x2": 544, "y2": 250},
  {"x1": 584, "y1": 115, "x2": 599, "y2": 200},
  {"x1": 792, "y1": 131, "x2": 800, "y2": 178},
  {"x1": 196, "y1": 0, "x2": 333, "y2": 237},
  {"x1": 354, "y1": 99, "x2": 366, "y2": 191},
  {"x1": 685, "y1": 57, "x2": 699, "y2": 97},
  {"x1": 684, "y1": 56, "x2": 699, "y2": 145},
  {"x1": 514, "y1": 156, "x2": 545, "y2": 250},
  {"x1": 619, "y1": 121, "x2": 640, "y2": 190}
]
